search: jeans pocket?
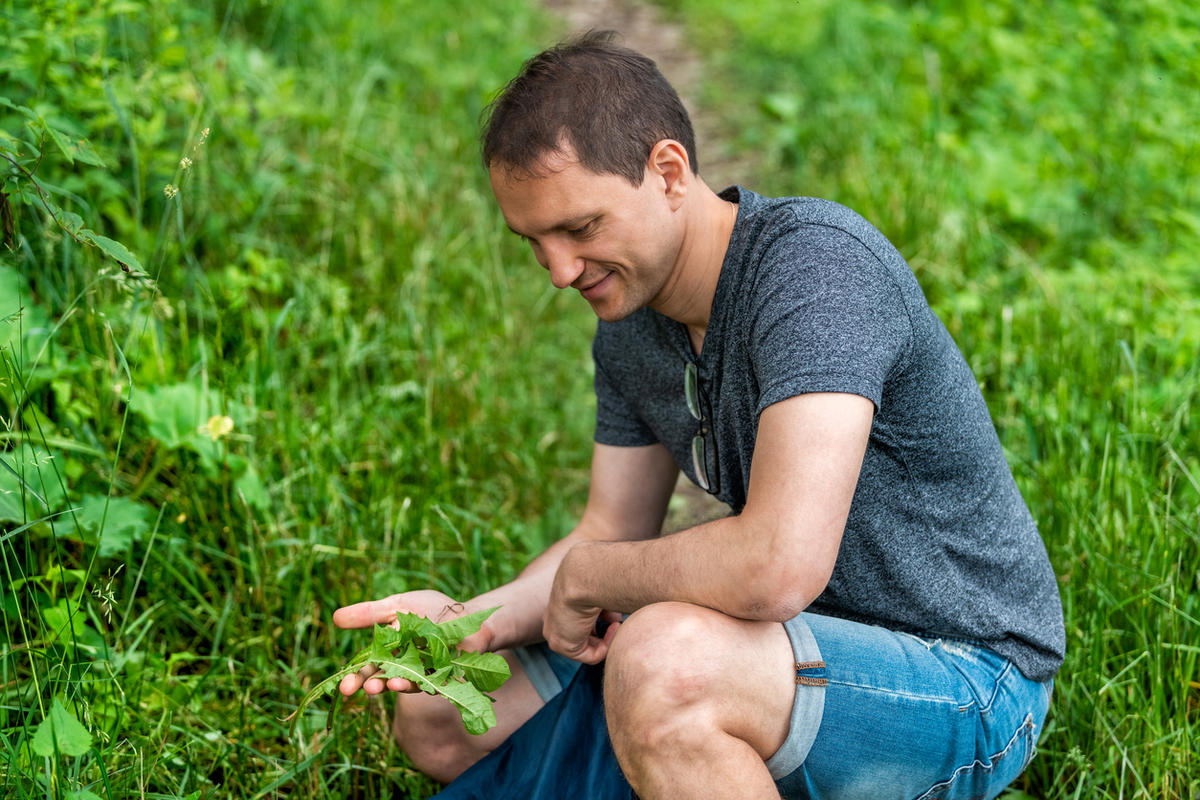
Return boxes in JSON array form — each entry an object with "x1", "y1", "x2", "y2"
[{"x1": 914, "y1": 713, "x2": 1036, "y2": 800}]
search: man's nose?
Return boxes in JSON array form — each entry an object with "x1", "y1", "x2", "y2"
[{"x1": 542, "y1": 242, "x2": 586, "y2": 290}]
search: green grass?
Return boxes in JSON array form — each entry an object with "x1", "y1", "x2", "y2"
[
  {"x1": 2, "y1": 1, "x2": 586, "y2": 797},
  {"x1": 2, "y1": 0, "x2": 1198, "y2": 797}
]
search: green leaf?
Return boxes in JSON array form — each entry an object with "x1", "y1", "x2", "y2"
[
  {"x1": 67, "y1": 138, "x2": 106, "y2": 168},
  {"x1": 392, "y1": 610, "x2": 426, "y2": 641},
  {"x1": 377, "y1": 642, "x2": 436, "y2": 687},
  {"x1": 234, "y1": 462, "x2": 269, "y2": 510},
  {"x1": 31, "y1": 698, "x2": 92, "y2": 757},
  {"x1": 450, "y1": 650, "x2": 510, "y2": 693},
  {"x1": 72, "y1": 494, "x2": 152, "y2": 557},
  {"x1": 367, "y1": 620, "x2": 405, "y2": 662},
  {"x1": 424, "y1": 666, "x2": 497, "y2": 736},
  {"x1": 415, "y1": 616, "x2": 452, "y2": 667},
  {"x1": 78, "y1": 230, "x2": 142, "y2": 272},
  {"x1": 0, "y1": 443, "x2": 68, "y2": 520},
  {"x1": 128, "y1": 382, "x2": 217, "y2": 449},
  {"x1": 42, "y1": 598, "x2": 85, "y2": 644},
  {"x1": 290, "y1": 609, "x2": 510, "y2": 737},
  {"x1": 66, "y1": 790, "x2": 103, "y2": 800},
  {"x1": 435, "y1": 606, "x2": 499, "y2": 647},
  {"x1": 0, "y1": 263, "x2": 52, "y2": 354},
  {"x1": 375, "y1": 649, "x2": 496, "y2": 734},
  {"x1": 36, "y1": 117, "x2": 74, "y2": 165},
  {"x1": 55, "y1": 208, "x2": 86, "y2": 236},
  {"x1": 393, "y1": 611, "x2": 451, "y2": 668}
]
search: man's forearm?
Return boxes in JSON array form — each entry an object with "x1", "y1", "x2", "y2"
[{"x1": 555, "y1": 513, "x2": 827, "y2": 624}]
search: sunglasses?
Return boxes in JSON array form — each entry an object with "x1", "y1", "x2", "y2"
[{"x1": 684, "y1": 361, "x2": 719, "y2": 494}]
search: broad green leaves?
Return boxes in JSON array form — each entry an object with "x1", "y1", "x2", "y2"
[
  {"x1": 32, "y1": 697, "x2": 93, "y2": 757},
  {"x1": 290, "y1": 607, "x2": 509, "y2": 736}
]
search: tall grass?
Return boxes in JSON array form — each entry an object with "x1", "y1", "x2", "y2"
[{"x1": 2, "y1": 1, "x2": 588, "y2": 797}]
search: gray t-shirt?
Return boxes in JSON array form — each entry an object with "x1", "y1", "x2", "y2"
[{"x1": 592, "y1": 186, "x2": 1065, "y2": 681}]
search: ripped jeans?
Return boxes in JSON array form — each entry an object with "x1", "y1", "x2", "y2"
[{"x1": 769, "y1": 612, "x2": 1054, "y2": 799}]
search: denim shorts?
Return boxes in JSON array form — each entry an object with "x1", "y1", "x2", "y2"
[{"x1": 516, "y1": 611, "x2": 1052, "y2": 800}]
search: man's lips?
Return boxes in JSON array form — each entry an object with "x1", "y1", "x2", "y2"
[{"x1": 577, "y1": 272, "x2": 613, "y2": 299}]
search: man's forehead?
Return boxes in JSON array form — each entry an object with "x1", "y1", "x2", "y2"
[{"x1": 489, "y1": 145, "x2": 591, "y2": 183}]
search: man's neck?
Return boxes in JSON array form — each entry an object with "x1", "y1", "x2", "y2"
[{"x1": 651, "y1": 181, "x2": 738, "y2": 351}]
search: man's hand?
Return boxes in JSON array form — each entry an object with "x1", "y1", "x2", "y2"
[
  {"x1": 543, "y1": 545, "x2": 622, "y2": 664},
  {"x1": 332, "y1": 590, "x2": 495, "y2": 696}
]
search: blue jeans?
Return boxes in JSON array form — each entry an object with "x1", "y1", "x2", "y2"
[{"x1": 518, "y1": 611, "x2": 1053, "y2": 800}]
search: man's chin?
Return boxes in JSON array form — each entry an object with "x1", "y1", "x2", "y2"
[{"x1": 587, "y1": 299, "x2": 638, "y2": 323}]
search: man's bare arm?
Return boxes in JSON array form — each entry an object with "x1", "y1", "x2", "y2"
[
  {"x1": 544, "y1": 392, "x2": 873, "y2": 661},
  {"x1": 468, "y1": 441, "x2": 679, "y2": 650}
]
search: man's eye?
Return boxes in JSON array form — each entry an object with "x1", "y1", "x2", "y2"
[{"x1": 568, "y1": 223, "x2": 594, "y2": 238}]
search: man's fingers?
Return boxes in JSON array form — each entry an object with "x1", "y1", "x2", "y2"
[
  {"x1": 338, "y1": 664, "x2": 422, "y2": 696},
  {"x1": 333, "y1": 595, "x2": 407, "y2": 629},
  {"x1": 579, "y1": 620, "x2": 621, "y2": 665},
  {"x1": 386, "y1": 677, "x2": 418, "y2": 692},
  {"x1": 340, "y1": 663, "x2": 381, "y2": 696}
]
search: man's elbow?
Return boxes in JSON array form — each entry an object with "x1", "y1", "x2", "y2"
[{"x1": 735, "y1": 536, "x2": 835, "y2": 621}]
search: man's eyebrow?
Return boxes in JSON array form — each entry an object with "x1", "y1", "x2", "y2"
[{"x1": 506, "y1": 214, "x2": 598, "y2": 239}]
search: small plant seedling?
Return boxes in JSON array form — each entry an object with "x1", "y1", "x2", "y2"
[{"x1": 289, "y1": 606, "x2": 510, "y2": 736}]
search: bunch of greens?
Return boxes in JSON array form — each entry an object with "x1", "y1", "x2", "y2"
[{"x1": 290, "y1": 607, "x2": 510, "y2": 736}]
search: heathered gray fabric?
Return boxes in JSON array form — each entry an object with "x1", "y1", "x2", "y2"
[{"x1": 592, "y1": 186, "x2": 1065, "y2": 681}]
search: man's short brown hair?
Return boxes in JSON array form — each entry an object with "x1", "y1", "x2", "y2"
[{"x1": 481, "y1": 30, "x2": 698, "y2": 185}]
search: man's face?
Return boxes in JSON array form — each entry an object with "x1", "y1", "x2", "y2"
[{"x1": 489, "y1": 148, "x2": 682, "y2": 323}]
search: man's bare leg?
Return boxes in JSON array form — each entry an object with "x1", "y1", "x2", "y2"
[
  {"x1": 604, "y1": 602, "x2": 798, "y2": 800},
  {"x1": 388, "y1": 648, "x2": 547, "y2": 783}
]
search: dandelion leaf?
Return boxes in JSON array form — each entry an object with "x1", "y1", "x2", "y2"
[
  {"x1": 368, "y1": 621, "x2": 406, "y2": 663},
  {"x1": 377, "y1": 642, "x2": 436, "y2": 688},
  {"x1": 292, "y1": 609, "x2": 510, "y2": 736},
  {"x1": 435, "y1": 606, "x2": 499, "y2": 647},
  {"x1": 425, "y1": 666, "x2": 497, "y2": 736},
  {"x1": 451, "y1": 650, "x2": 510, "y2": 693}
]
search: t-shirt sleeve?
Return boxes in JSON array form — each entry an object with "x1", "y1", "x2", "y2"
[
  {"x1": 749, "y1": 223, "x2": 913, "y2": 416},
  {"x1": 593, "y1": 334, "x2": 659, "y2": 446}
]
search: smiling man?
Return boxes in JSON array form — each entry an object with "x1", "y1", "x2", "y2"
[{"x1": 332, "y1": 31, "x2": 1065, "y2": 799}]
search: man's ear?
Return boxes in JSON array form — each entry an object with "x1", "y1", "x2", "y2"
[{"x1": 647, "y1": 140, "x2": 691, "y2": 210}]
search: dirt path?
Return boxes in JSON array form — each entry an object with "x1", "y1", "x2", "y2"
[{"x1": 543, "y1": 0, "x2": 737, "y2": 532}]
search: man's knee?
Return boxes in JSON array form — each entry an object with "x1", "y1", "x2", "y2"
[{"x1": 605, "y1": 603, "x2": 727, "y2": 744}]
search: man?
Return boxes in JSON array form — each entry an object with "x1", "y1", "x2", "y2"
[{"x1": 332, "y1": 31, "x2": 1064, "y2": 799}]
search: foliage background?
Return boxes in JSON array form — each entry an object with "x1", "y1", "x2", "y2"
[{"x1": 1, "y1": 0, "x2": 1196, "y2": 797}]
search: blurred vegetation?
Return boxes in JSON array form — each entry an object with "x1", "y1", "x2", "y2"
[
  {"x1": 1, "y1": 0, "x2": 1197, "y2": 797},
  {"x1": 2, "y1": 0, "x2": 584, "y2": 797}
]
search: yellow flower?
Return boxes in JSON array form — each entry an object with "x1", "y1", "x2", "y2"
[
  {"x1": 201, "y1": 415, "x2": 234, "y2": 441},
  {"x1": 163, "y1": 184, "x2": 179, "y2": 199}
]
